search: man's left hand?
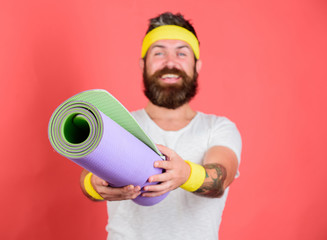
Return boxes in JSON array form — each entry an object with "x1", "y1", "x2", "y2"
[{"x1": 141, "y1": 144, "x2": 190, "y2": 197}]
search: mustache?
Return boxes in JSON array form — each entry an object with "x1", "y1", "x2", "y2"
[
  {"x1": 142, "y1": 64, "x2": 198, "y2": 109},
  {"x1": 150, "y1": 67, "x2": 189, "y2": 80}
]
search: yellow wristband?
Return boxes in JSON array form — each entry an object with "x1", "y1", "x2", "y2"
[
  {"x1": 84, "y1": 172, "x2": 104, "y2": 200},
  {"x1": 180, "y1": 160, "x2": 206, "y2": 192}
]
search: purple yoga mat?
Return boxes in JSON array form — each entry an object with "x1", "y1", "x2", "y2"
[
  {"x1": 48, "y1": 91, "x2": 169, "y2": 206},
  {"x1": 71, "y1": 111, "x2": 166, "y2": 206}
]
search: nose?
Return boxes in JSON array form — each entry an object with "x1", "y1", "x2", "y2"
[{"x1": 164, "y1": 53, "x2": 178, "y2": 69}]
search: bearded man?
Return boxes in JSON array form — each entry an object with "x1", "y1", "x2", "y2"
[{"x1": 80, "y1": 12, "x2": 242, "y2": 240}]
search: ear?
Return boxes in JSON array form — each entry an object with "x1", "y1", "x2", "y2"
[
  {"x1": 139, "y1": 58, "x2": 145, "y2": 71},
  {"x1": 195, "y1": 59, "x2": 202, "y2": 74}
]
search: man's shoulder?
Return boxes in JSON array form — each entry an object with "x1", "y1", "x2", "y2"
[
  {"x1": 130, "y1": 108, "x2": 147, "y2": 122},
  {"x1": 131, "y1": 108, "x2": 144, "y2": 116},
  {"x1": 196, "y1": 111, "x2": 235, "y2": 126}
]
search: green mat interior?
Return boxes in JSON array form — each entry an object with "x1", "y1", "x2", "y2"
[
  {"x1": 64, "y1": 89, "x2": 162, "y2": 156},
  {"x1": 62, "y1": 114, "x2": 90, "y2": 144}
]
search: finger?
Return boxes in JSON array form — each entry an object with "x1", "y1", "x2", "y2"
[
  {"x1": 92, "y1": 174, "x2": 109, "y2": 186},
  {"x1": 108, "y1": 185, "x2": 140, "y2": 195},
  {"x1": 153, "y1": 160, "x2": 173, "y2": 170},
  {"x1": 120, "y1": 185, "x2": 141, "y2": 199},
  {"x1": 142, "y1": 187, "x2": 169, "y2": 198},
  {"x1": 101, "y1": 185, "x2": 141, "y2": 200},
  {"x1": 156, "y1": 144, "x2": 175, "y2": 159},
  {"x1": 142, "y1": 191, "x2": 166, "y2": 197},
  {"x1": 103, "y1": 190, "x2": 141, "y2": 201},
  {"x1": 148, "y1": 172, "x2": 170, "y2": 183},
  {"x1": 101, "y1": 181, "x2": 109, "y2": 186},
  {"x1": 123, "y1": 185, "x2": 141, "y2": 193},
  {"x1": 108, "y1": 194, "x2": 140, "y2": 201},
  {"x1": 143, "y1": 182, "x2": 169, "y2": 193},
  {"x1": 99, "y1": 185, "x2": 139, "y2": 195}
]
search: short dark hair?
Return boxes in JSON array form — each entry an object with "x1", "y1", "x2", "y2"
[{"x1": 145, "y1": 12, "x2": 198, "y2": 41}]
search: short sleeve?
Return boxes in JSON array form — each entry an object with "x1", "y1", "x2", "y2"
[{"x1": 208, "y1": 116, "x2": 242, "y2": 177}]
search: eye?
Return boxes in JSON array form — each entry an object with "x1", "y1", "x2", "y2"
[
  {"x1": 177, "y1": 52, "x2": 187, "y2": 57},
  {"x1": 154, "y1": 51, "x2": 164, "y2": 56}
]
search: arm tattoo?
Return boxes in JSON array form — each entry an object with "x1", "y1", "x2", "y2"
[{"x1": 194, "y1": 163, "x2": 227, "y2": 198}]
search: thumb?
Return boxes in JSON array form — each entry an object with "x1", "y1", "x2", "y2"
[
  {"x1": 156, "y1": 144, "x2": 175, "y2": 161},
  {"x1": 101, "y1": 180, "x2": 109, "y2": 186},
  {"x1": 93, "y1": 174, "x2": 109, "y2": 186}
]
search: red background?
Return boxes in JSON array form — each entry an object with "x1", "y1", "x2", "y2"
[{"x1": 1, "y1": 0, "x2": 326, "y2": 239}]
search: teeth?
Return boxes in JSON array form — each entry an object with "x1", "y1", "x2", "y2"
[{"x1": 162, "y1": 74, "x2": 179, "y2": 79}]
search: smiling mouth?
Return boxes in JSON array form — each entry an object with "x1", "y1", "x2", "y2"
[{"x1": 160, "y1": 74, "x2": 181, "y2": 84}]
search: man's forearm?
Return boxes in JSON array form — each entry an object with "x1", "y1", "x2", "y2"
[{"x1": 194, "y1": 163, "x2": 227, "y2": 198}]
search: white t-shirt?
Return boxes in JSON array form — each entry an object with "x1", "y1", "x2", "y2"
[{"x1": 106, "y1": 109, "x2": 242, "y2": 240}]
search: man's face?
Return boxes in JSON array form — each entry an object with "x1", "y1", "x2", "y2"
[{"x1": 142, "y1": 39, "x2": 201, "y2": 109}]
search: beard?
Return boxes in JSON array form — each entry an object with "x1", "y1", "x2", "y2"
[{"x1": 143, "y1": 65, "x2": 198, "y2": 109}]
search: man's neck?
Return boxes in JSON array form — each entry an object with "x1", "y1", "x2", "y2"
[{"x1": 144, "y1": 102, "x2": 197, "y2": 131}]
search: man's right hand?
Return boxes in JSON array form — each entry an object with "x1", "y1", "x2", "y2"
[{"x1": 80, "y1": 169, "x2": 141, "y2": 201}]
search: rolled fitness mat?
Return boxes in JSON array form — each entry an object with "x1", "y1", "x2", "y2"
[{"x1": 48, "y1": 89, "x2": 168, "y2": 206}]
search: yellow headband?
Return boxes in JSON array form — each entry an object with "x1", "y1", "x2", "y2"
[{"x1": 141, "y1": 25, "x2": 200, "y2": 59}]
